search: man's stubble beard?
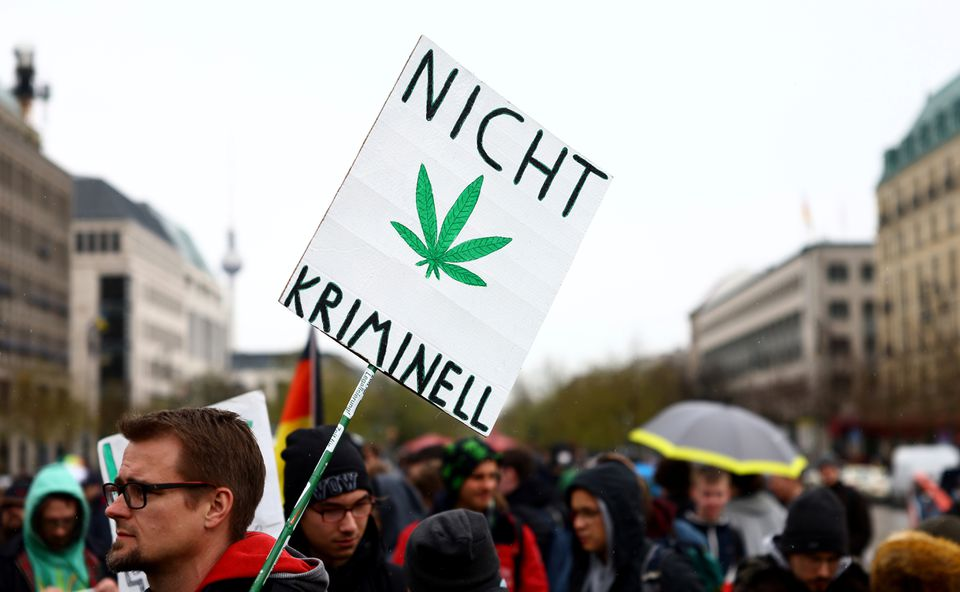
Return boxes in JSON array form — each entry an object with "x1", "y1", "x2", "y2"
[{"x1": 106, "y1": 539, "x2": 148, "y2": 573}]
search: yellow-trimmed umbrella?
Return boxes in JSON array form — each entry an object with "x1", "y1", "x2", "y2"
[{"x1": 629, "y1": 400, "x2": 807, "y2": 477}]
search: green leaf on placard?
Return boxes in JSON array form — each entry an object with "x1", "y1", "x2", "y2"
[
  {"x1": 443, "y1": 236, "x2": 512, "y2": 263},
  {"x1": 438, "y1": 262, "x2": 487, "y2": 287},
  {"x1": 390, "y1": 221, "x2": 430, "y2": 258},
  {"x1": 415, "y1": 164, "x2": 438, "y2": 251},
  {"x1": 392, "y1": 165, "x2": 509, "y2": 287},
  {"x1": 436, "y1": 175, "x2": 482, "y2": 253}
]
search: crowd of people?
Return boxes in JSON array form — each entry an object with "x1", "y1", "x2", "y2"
[{"x1": 1, "y1": 407, "x2": 959, "y2": 591}]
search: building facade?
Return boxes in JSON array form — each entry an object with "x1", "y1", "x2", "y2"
[
  {"x1": 70, "y1": 178, "x2": 229, "y2": 434},
  {"x1": 0, "y1": 90, "x2": 75, "y2": 474},
  {"x1": 876, "y1": 72, "x2": 960, "y2": 430},
  {"x1": 689, "y1": 243, "x2": 876, "y2": 450}
]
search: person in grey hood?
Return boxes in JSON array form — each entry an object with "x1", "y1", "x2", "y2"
[
  {"x1": 567, "y1": 463, "x2": 703, "y2": 592},
  {"x1": 725, "y1": 474, "x2": 787, "y2": 557}
]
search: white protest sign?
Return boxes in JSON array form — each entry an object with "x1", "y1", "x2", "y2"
[
  {"x1": 281, "y1": 36, "x2": 610, "y2": 435},
  {"x1": 98, "y1": 391, "x2": 284, "y2": 592}
]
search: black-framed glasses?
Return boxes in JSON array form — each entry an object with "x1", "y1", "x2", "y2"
[
  {"x1": 308, "y1": 496, "x2": 376, "y2": 523},
  {"x1": 102, "y1": 481, "x2": 214, "y2": 510}
]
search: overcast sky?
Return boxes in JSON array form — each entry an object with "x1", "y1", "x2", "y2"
[{"x1": 3, "y1": 1, "x2": 960, "y2": 385}]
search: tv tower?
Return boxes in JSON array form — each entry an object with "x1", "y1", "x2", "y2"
[{"x1": 222, "y1": 228, "x2": 242, "y2": 356}]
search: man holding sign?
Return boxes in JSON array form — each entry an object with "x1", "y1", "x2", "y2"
[{"x1": 102, "y1": 408, "x2": 329, "y2": 591}]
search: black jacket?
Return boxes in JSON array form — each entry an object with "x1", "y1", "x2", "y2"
[
  {"x1": 734, "y1": 552, "x2": 869, "y2": 592},
  {"x1": 567, "y1": 463, "x2": 704, "y2": 592},
  {"x1": 826, "y1": 483, "x2": 872, "y2": 557},
  {"x1": 290, "y1": 515, "x2": 404, "y2": 592}
]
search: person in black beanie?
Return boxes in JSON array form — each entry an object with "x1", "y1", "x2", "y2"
[
  {"x1": 282, "y1": 426, "x2": 405, "y2": 592},
  {"x1": 392, "y1": 437, "x2": 549, "y2": 592},
  {"x1": 405, "y1": 509, "x2": 508, "y2": 592},
  {"x1": 734, "y1": 487, "x2": 869, "y2": 592}
]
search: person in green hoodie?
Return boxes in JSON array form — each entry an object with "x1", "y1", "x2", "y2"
[{"x1": 0, "y1": 462, "x2": 117, "y2": 591}]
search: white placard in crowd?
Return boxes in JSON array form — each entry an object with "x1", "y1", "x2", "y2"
[{"x1": 281, "y1": 36, "x2": 611, "y2": 435}]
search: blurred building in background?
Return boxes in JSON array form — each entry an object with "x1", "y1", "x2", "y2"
[
  {"x1": 689, "y1": 242, "x2": 876, "y2": 455},
  {"x1": 0, "y1": 65, "x2": 76, "y2": 475},
  {"x1": 876, "y1": 71, "x2": 960, "y2": 441},
  {"x1": 70, "y1": 177, "x2": 230, "y2": 435},
  {"x1": 231, "y1": 350, "x2": 300, "y2": 404}
]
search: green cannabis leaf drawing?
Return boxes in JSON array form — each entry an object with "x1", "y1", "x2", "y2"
[{"x1": 391, "y1": 164, "x2": 512, "y2": 287}]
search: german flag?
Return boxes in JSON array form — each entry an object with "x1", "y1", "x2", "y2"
[{"x1": 274, "y1": 331, "x2": 322, "y2": 500}]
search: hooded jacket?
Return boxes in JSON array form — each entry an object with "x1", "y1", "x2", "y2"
[
  {"x1": 195, "y1": 531, "x2": 329, "y2": 592},
  {"x1": 725, "y1": 491, "x2": 787, "y2": 558},
  {"x1": 0, "y1": 463, "x2": 108, "y2": 592},
  {"x1": 567, "y1": 463, "x2": 703, "y2": 592},
  {"x1": 870, "y1": 530, "x2": 960, "y2": 592}
]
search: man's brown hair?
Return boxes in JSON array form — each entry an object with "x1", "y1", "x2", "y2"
[
  {"x1": 118, "y1": 407, "x2": 265, "y2": 541},
  {"x1": 692, "y1": 465, "x2": 730, "y2": 486}
]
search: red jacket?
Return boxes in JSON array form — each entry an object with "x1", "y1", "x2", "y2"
[
  {"x1": 392, "y1": 512, "x2": 548, "y2": 592},
  {"x1": 196, "y1": 531, "x2": 329, "y2": 592}
]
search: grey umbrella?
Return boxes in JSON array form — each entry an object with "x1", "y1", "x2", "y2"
[{"x1": 629, "y1": 400, "x2": 807, "y2": 477}]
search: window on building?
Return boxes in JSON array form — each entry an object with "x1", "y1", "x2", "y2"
[
  {"x1": 863, "y1": 300, "x2": 875, "y2": 318},
  {"x1": 861, "y1": 263, "x2": 874, "y2": 283},
  {"x1": 0, "y1": 155, "x2": 11, "y2": 188},
  {"x1": 828, "y1": 337, "x2": 851, "y2": 356},
  {"x1": 110, "y1": 232, "x2": 120, "y2": 252},
  {"x1": 17, "y1": 169, "x2": 33, "y2": 201},
  {"x1": 952, "y1": 250, "x2": 959, "y2": 291},
  {"x1": 827, "y1": 263, "x2": 849, "y2": 283},
  {"x1": 865, "y1": 335, "x2": 876, "y2": 356},
  {"x1": 75, "y1": 232, "x2": 84, "y2": 253},
  {"x1": 18, "y1": 223, "x2": 32, "y2": 253},
  {"x1": 99, "y1": 232, "x2": 109, "y2": 251},
  {"x1": 829, "y1": 300, "x2": 850, "y2": 319},
  {"x1": 0, "y1": 268, "x2": 10, "y2": 299},
  {"x1": 830, "y1": 372, "x2": 853, "y2": 394},
  {"x1": 0, "y1": 212, "x2": 10, "y2": 243}
]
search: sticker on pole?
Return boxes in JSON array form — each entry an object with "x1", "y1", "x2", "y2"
[{"x1": 281, "y1": 36, "x2": 611, "y2": 435}]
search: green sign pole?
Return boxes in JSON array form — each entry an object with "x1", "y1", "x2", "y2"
[{"x1": 249, "y1": 363, "x2": 378, "y2": 592}]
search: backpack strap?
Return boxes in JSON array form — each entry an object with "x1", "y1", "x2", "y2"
[{"x1": 641, "y1": 542, "x2": 664, "y2": 582}]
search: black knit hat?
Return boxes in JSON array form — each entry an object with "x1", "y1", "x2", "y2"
[
  {"x1": 405, "y1": 509, "x2": 507, "y2": 592},
  {"x1": 441, "y1": 438, "x2": 501, "y2": 495},
  {"x1": 776, "y1": 487, "x2": 849, "y2": 556},
  {"x1": 281, "y1": 426, "x2": 372, "y2": 517}
]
